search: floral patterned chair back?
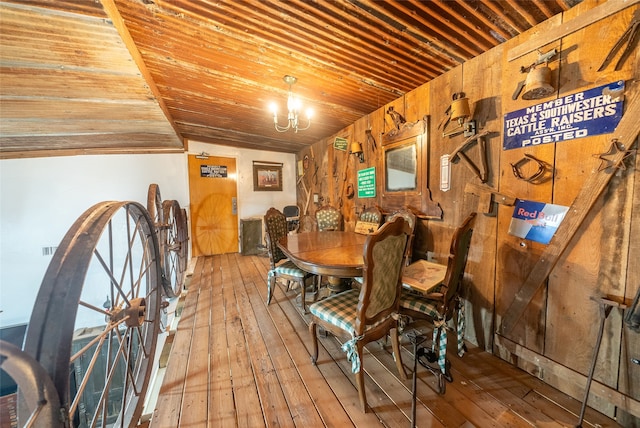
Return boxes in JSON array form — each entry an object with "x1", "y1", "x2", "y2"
[
  {"x1": 315, "y1": 205, "x2": 342, "y2": 231},
  {"x1": 359, "y1": 206, "x2": 383, "y2": 226},
  {"x1": 386, "y1": 208, "x2": 417, "y2": 265}
]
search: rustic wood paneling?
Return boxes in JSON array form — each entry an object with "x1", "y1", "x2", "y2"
[
  {"x1": 0, "y1": 2, "x2": 183, "y2": 156},
  {"x1": 495, "y1": 12, "x2": 563, "y2": 355},
  {"x1": 293, "y1": 1, "x2": 639, "y2": 422},
  {"x1": 456, "y1": 46, "x2": 505, "y2": 351},
  {"x1": 541, "y1": 2, "x2": 639, "y2": 417}
]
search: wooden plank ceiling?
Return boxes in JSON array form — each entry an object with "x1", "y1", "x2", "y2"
[{"x1": 0, "y1": 0, "x2": 580, "y2": 158}]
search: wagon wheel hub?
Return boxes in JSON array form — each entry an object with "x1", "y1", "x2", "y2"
[{"x1": 111, "y1": 297, "x2": 147, "y2": 328}]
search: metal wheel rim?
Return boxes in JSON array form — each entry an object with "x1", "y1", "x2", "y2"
[
  {"x1": 23, "y1": 201, "x2": 162, "y2": 427},
  {"x1": 1, "y1": 340, "x2": 62, "y2": 427},
  {"x1": 162, "y1": 199, "x2": 188, "y2": 296}
]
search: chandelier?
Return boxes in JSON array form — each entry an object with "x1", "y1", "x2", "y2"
[{"x1": 269, "y1": 75, "x2": 313, "y2": 133}]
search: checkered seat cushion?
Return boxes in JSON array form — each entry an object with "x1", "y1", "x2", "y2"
[
  {"x1": 271, "y1": 260, "x2": 307, "y2": 278},
  {"x1": 399, "y1": 286, "x2": 444, "y2": 318},
  {"x1": 400, "y1": 286, "x2": 466, "y2": 374},
  {"x1": 309, "y1": 289, "x2": 387, "y2": 338}
]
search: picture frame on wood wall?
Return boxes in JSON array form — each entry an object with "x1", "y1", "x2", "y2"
[{"x1": 253, "y1": 162, "x2": 283, "y2": 191}]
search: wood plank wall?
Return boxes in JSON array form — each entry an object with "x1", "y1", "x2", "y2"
[{"x1": 294, "y1": 0, "x2": 640, "y2": 423}]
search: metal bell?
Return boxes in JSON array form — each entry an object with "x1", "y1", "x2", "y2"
[{"x1": 522, "y1": 66, "x2": 554, "y2": 100}]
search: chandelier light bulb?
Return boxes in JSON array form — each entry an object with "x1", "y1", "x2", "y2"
[{"x1": 270, "y1": 75, "x2": 312, "y2": 133}]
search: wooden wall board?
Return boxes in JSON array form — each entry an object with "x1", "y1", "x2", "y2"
[
  {"x1": 494, "y1": 13, "x2": 564, "y2": 355},
  {"x1": 422, "y1": 68, "x2": 465, "y2": 327},
  {"x1": 427, "y1": 65, "x2": 462, "y2": 235},
  {"x1": 540, "y1": 4, "x2": 639, "y2": 417},
  {"x1": 346, "y1": 116, "x2": 370, "y2": 228},
  {"x1": 618, "y1": 151, "x2": 640, "y2": 427},
  {"x1": 368, "y1": 106, "x2": 385, "y2": 211},
  {"x1": 495, "y1": 334, "x2": 640, "y2": 418},
  {"x1": 456, "y1": 45, "x2": 504, "y2": 351},
  {"x1": 404, "y1": 80, "x2": 430, "y2": 123},
  {"x1": 332, "y1": 125, "x2": 354, "y2": 211},
  {"x1": 288, "y1": 0, "x2": 640, "y2": 418}
]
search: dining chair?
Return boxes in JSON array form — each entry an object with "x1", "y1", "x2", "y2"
[
  {"x1": 283, "y1": 204, "x2": 300, "y2": 233},
  {"x1": 399, "y1": 212, "x2": 476, "y2": 393},
  {"x1": 386, "y1": 207, "x2": 417, "y2": 265},
  {"x1": 308, "y1": 216, "x2": 410, "y2": 412},
  {"x1": 263, "y1": 207, "x2": 314, "y2": 312},
  {"x1": 359, "y1": 205, "x2": 383, "y2": 226},
  {"x1": 315, "y1": 205, "x2": 342, "y2": 231}
]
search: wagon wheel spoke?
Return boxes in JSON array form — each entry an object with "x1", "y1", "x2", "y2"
[{"x1": 23, "y1": 201, "x2": 162, "y2": 428}]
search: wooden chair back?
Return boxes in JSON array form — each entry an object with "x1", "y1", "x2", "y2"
[
  {"x1": 386, "y1": 207, "x2": 417, "y2": 265},
  {"x1": 315, "y1": 205, "x2": 342, "y2": 231},
  {"x1": 283, "y1": 205, "x2": 300, "y2": 232},
  {"x1": 263, "y1": 207, "x2": 288, "y2": 266},
  {"x1": 438, "y1": 212, "x2": 477, "y2": 319},
  {"x1": 355, "y1": 216, "x2": 411, "y2": 335},
  {"x1": 359, "y1": 206, "x2": 383, "y2": 226}
]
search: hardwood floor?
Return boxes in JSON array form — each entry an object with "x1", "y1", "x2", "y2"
[{"x1": 148, "y1": 255, "x2": 621, "y2": 427}]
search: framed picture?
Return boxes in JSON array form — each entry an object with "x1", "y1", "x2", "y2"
[{"x1": 253, "y1": 162, "x2": 283, "y2": 191}]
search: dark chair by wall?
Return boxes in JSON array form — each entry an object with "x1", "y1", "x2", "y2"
[
  {"x1": 283, "y1": 204, "x2": 300, "y2": 233},
  {"x1": 308, "y1": 217, "x2": 410, "y2": 412},
  {"x1": 315, "y1": 205, "x2": 342, "y2": 231},
  {"x1": 386, "y1": 207, "x2": 417, "y2": 265},
  {"x1": 263, "y1": 207, "x2": 314, "y2": 312},
  {"x1": 399, "y1": 212, "x2": 476, "y2": 392}
]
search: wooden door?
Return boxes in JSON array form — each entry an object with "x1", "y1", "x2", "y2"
[{"x1": 188, "y1": 155, "x2": 238, "y2": 256}]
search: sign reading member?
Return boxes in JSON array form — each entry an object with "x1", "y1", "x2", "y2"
[{"x1": 503, "y1": 81, "x2": 624, "y2": 150}]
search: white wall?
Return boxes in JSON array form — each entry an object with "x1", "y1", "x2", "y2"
[
  {"x1": 187, "y1": 141, "x2": 297, "y2": 220},
  {"x1": 0, "y1": 143, "x2": 296, "y2": 328},
  {"x1": 0, "y1": 153, "x2": 188, "y2": 328}
]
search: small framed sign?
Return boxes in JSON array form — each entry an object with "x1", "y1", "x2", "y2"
[
  {"x1": 200, "y1": 165, "x2": 228, "y2": 178},
  {"x1": 253, "y1": 161, "x2": 283, "y2": 191},
  {"x1": 334, "y1": 137, "x2": 348, "y2": 151}
]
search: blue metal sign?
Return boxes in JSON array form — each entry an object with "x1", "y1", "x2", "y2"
[{"x1": 503, "y1": 81, "x2": 625, "y2": 150}]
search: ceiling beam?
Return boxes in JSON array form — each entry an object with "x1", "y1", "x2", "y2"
[{"x1": 99, "y1": 0, "x2": 185, "y2": 147}]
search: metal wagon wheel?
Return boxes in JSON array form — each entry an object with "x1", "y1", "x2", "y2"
[
  {"x1": 22, "y1": 201, "x2": 162, "y2": 427},
  {"x1": 161, "y1": 199, "x2": 189, "y2": 296},
  {"x1": 146, "y1": 183, "x2": 163, "y2": 230},
  {"x1": 147, "y1": 183, "x2": 174, "y2": 297},
  {"x1": 0, "y1": 340, "x2": 62, "y2": 427}
]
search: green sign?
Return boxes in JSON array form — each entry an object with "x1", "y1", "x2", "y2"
[
  {"x1": 357, "y1": 167, "x2": 376, "y2": 198},
  {"x1": 334, "y1": 137, "x2": 348, "y2": 151}
]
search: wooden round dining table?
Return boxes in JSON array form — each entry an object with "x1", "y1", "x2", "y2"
[{"x1": 277, "y1": 231, "x2": 367, "y2": 279}]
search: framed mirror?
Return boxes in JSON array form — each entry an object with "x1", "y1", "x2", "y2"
[
  {"x1": 381, "y1": 117, "x2": 426, "y2": 198},
  {"x1": 384, "y1": 141, "x2": 418, "y2": 192}
]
